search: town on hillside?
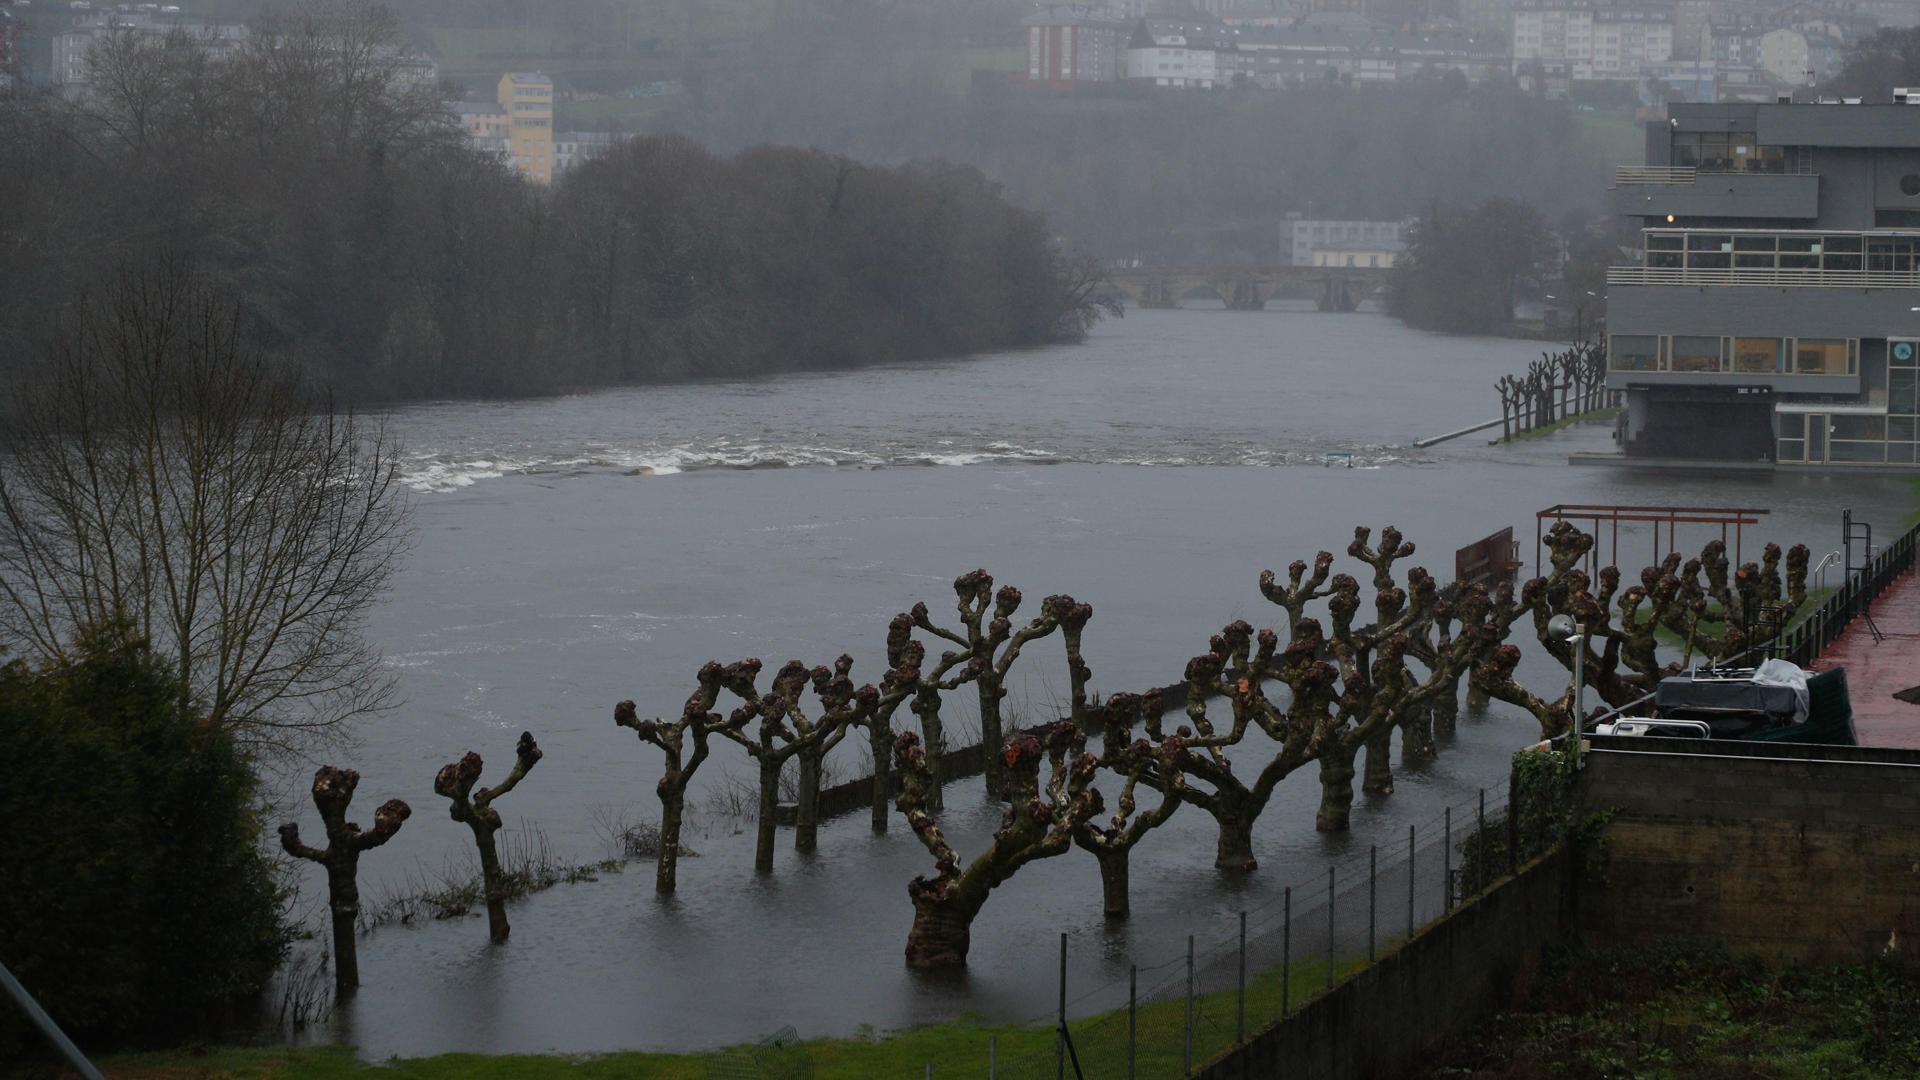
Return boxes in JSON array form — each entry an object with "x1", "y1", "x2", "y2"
[{"x1": 4, "y1": 0, "x2": 1918, "y2": 186}]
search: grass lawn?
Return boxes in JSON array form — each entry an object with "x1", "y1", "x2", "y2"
[{"x1": 29, "y1": 953, "x2": 1390, "y2": 1080}]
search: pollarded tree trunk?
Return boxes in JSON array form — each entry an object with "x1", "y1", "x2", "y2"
[
  {"x1": 905, "y1": 880, "x2": 986, "y2": 969},
  {"x1": 795, "y1": 747, "x2": 823, "y2": 853},
  {"x1": 755, "y1": 756, "x2": 781, "y2": 873},
  {"x1": 1317, "y1": 746, "x2": 1359, "y2": 832},
  {"x1": 1430, "y1": 679, "x2": 1460, "y2": 739},
  {"x1": 1215, "y1": 809, "x2": 1258, "y2": 872},
  {"x1": 1094, "y1": 846, "x2": 1132, "y2": 920},
  {"x1": 914, "y1": 688, "x2": 946, "y2": 814},
  {"x1": 978, "y1": 673, "x2": 1007, "y2": 800},
  {"x1": 435, "y1": 732, "x2": 543, "y2": 943},
  {"x1": 1362, "y1": 727, "x2": 1394, "y2": 795},
  {"x1": 1400, "y1": 704, "x2": 1437, "y2": 766},
  {"x1": 657, "y1": 779, "x2": 689, "y2": 893},
  {"x1": 277, "y1": 766, "x2": 410, "y2": 997},
  {"x1": 868, "y1": 722, "x2": 893, "y2": 833},
  {"x1": 473, "y1": 825, "x2": 509, "y2": 942}
]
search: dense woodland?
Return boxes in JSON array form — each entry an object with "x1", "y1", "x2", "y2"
[{"x1": 0, "y1": 3, "x2": 1109, "y2": 404}]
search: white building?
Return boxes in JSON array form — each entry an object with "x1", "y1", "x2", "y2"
[
  {"x1": 1127, "y1": 17, "x2": 1234, "y2": 89},
  {"x1": 1283, "y1": 218, "x2": 1407, "y2": 267},
  {"x1": 53, "y1": 12, "x2": 249, "y2": 98},
  {"x1": 1511, "y1": 1, "x2": 1672, "y2": 82}
]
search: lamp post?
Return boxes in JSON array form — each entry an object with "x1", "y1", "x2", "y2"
[{"x1": 1548, "y1": 614, "x2": 1586, "y2": 768}]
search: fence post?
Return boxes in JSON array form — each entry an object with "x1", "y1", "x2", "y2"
[
  {"x1": 1326, "y1": 864, "x2": 1336, "y2": 990},
  {"x1": 1408, "y1": 824, "x2": 1416, "y2": 940},
  {"x1": 1057, "y1": 932, "x2": 1066, "y2": 1080},
  {"x1": 991, "y1": 1035, "x2": 998, "y2": 1080},
  {"x1": 1128, "y1": 965, "x2": 1137, "y2": 1080},
  {"x1": 1508, "y1": 767, "x2": 1520, "y2": 875},
  {"x1": 1477, "y1": 788, "x2": 1487, "y2": 896},
  {"x1": 1368, "y1": 845, "x2": 1377, "y2": 963},
  {"x1": 1185, "y1": 934, "x2": 1195, "y2": 1077},
  {"x1": 1444, "y1": 806, "x2": 1453, "y2": 911},
  {"x1": 1237, "y1": 910, "x2": 1247, "y2": 1044},
  {"x1": 1282, "y1": 886, "x2": 1291, "y2": 1018}
]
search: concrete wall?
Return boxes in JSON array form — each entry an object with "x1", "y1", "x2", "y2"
[
  {"x1": 1577, "y1": 738, "x2": 1920, "y2": 963},
  {"x1": 1196, "y1": 848, "x2": 1576, "y2": 1080},
  {"x1": 1610, "y1": 173, "x2": 1819, "y2": 220}
]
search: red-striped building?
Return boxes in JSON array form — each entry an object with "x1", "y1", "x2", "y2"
[{"x1": 1022, "y1": 6, "x2": 1131, "y2": 87}]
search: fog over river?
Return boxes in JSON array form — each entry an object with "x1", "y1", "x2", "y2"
[{"x1": 298, "y1": 303, "x2": 1916, "y2": 1058}]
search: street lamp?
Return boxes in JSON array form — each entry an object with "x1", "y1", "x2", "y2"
[{"x1": 1547, "y1": 614, "x2": 1586, "y2": 768}]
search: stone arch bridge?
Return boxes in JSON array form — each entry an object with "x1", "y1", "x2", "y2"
[{"x1": 1105, "y1": 265, "x2": 1389, "y2": 312}]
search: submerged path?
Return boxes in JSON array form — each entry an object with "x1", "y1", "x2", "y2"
[{"x1": 1810, "y1": 569, "x2": 1920, "y2": 749}]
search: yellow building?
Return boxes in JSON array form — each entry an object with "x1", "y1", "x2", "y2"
[{"x1": 498, "y1": 72, "x2": 554, "y2": 185}]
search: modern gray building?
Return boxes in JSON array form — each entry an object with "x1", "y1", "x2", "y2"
[{"x1": 1605, "y1": 97, "x2": 1920, "y2": 469}]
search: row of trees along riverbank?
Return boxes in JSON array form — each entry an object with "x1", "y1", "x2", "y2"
[
  {"x1": 0, "y1": 1, "x2": 1114, "y2": 405},
  {"x1": 1, "y1": 326, "x2": 1816, "y2": 1049}
]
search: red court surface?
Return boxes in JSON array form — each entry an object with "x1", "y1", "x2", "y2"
[{"x1": 1808, "y1": 570, "x2": 1920, "y2": 749}]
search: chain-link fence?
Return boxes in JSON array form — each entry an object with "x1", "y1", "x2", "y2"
[{"x1": 876, "y1": 761, "x2": 1573, "y2": 1080}]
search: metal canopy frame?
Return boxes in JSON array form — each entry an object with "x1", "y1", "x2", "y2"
[{"x1": 1535, "y1": 503, "x2": 1770, "y2": 579}]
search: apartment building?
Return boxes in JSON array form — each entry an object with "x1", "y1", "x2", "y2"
[
  {"x1": 1512, "y1": 1, "x2": 1673, "y2": 81},
  {"x1": 1605, "y1": 97, "x2": 1920, "y2": 469}
]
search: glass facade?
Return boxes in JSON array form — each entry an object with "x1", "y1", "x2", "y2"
[
  {"x1": 1775, "y1": 339, "x2": 1920, "y2": 465},
  {"x1": 1609, "y1": 334, "x2": 1856, "y2": 376}
]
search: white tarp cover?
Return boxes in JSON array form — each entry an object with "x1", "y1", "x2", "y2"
[{"x1": 1751, "y1": 659, "x2": 1811, "y2": 725}]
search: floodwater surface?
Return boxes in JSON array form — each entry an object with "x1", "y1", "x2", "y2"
[{"x1": 291, "y1": 304, "x2": 1916, "y2": 1058}]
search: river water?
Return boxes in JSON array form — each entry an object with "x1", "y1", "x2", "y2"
[{"x1": 300, "y1": 302, "x2": 1915, "y2": 1058}]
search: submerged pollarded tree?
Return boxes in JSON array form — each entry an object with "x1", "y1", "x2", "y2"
[
  {"x1": 713, "y1": 655, "x2": 866, "y2": 871},
  {"x1": 910, "y1": 570, "x2": 1062, "y2": 799},
  {"x1": 1073, "y1": 689, "x2": 1185, "y2": 919},
  {"x1": 434, "y1": 731, "x2": 543, "y2": 942},
  {"x1": 896, "y1": 722, "x2": 1102, "y2": 968},
  {"x1": 1301, "y1": 527, "x2": 1495, "y2": 831},
  {"x1": 1473, "y1": 523, "x2": 1810, "y2": 735},
  {"x1": 617, "y1": 659, "x2": 760, "y2": 893},
  {"x1": 860, "y1": 611, "x2": 980, "y2": 823},
  {"x1": 894, "y1": 593, "x2": 1102, "y2": 967},
  {"x1": 277, "y1": 766, "x2": 410, "y2": 995},
  {"x1": 1169, "y1": 620, "x2": 1336, "y2": 869}
]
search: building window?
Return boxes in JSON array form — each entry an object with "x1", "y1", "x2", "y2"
[
  {"x1": 1794, "y1": 339, "x2": 1851, "y2": 375},
  {"x1": 1670, "y1": 335, "x2": 1723, "y2": 372},
  {"x1": 1609, "y1": 334, "x2": 1659, "y2": 372},
  {"x1": 1732, "y1": 337, "x2": 1782, "y2": 373}
]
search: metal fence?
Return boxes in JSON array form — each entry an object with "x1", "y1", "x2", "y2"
[
  {"x1": 878, "y1": 769, "x2": 1571, "y2": 1080},
  {"x1": 1775, "y1": 519, "x2": 1920, "y2": 667}
]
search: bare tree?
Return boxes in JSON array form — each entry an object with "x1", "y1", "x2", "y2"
[
  {"x1": 712, "y1": 656, "x2": 862, "y2": 871},
  {"x1": 908, "y1": 570, "x2": 1060, "y2": 799},
  {"x1": 277, "y1": 766, "x2": 410, "y2": 996},
  {"x1": 896, "y1": 722, "x2": 1102, "y2": 969},
  {"x1": 1472, "y1": 524, "x2": 1810, "y2": 735},
  {"x1": 0, "y1": 263, "x2": 410, "y2": 756},
  {"x1": 433, "y1": 731, "x2": 543, "y2": 943},
  {"x1": 616, "y1": 658, "x2": 761, "y2": 892},
  {"x1": 1074, "y1": 689, "x2": 1184, "y2": 919}
]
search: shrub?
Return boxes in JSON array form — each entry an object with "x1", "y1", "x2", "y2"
[{"x1": 0, "y1": 623, "x2": 289, "y2": 1055}]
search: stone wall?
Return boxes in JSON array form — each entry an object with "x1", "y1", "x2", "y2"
[
  {"x1": 1195, "y1": 846, "x2": 1577, "y2": 1080},
  {"x1": 1577, "y1": 737, "x2": 1920, "y2": 962}
]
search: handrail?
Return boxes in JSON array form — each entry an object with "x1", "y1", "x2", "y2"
[
  {"x1": 1609, "y1": 266, "x2": 1920, "y2": 289},
  {"x1": 1771, "y1": 521, "x2": 1920, "y2": 667},
  {"x1": 1614, "y1": 166, "x2": 1696, "y2": 185}
]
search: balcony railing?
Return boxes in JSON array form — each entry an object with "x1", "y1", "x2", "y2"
[
  {"x1": 1614, "y1": 166, "x2": 1696, "y2": 186},
  {"x1": 1608, "y1": 266, "x2": 1920, "y2": 289}
]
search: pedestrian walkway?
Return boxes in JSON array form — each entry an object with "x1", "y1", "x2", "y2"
[{"x1": 1808, "y1": 569, "x2": 1920, "y2": 749}]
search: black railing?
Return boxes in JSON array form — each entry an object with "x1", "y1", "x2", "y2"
[{"x1": 1775, "y1": 520, "x2": 1920, "y2": 667}]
